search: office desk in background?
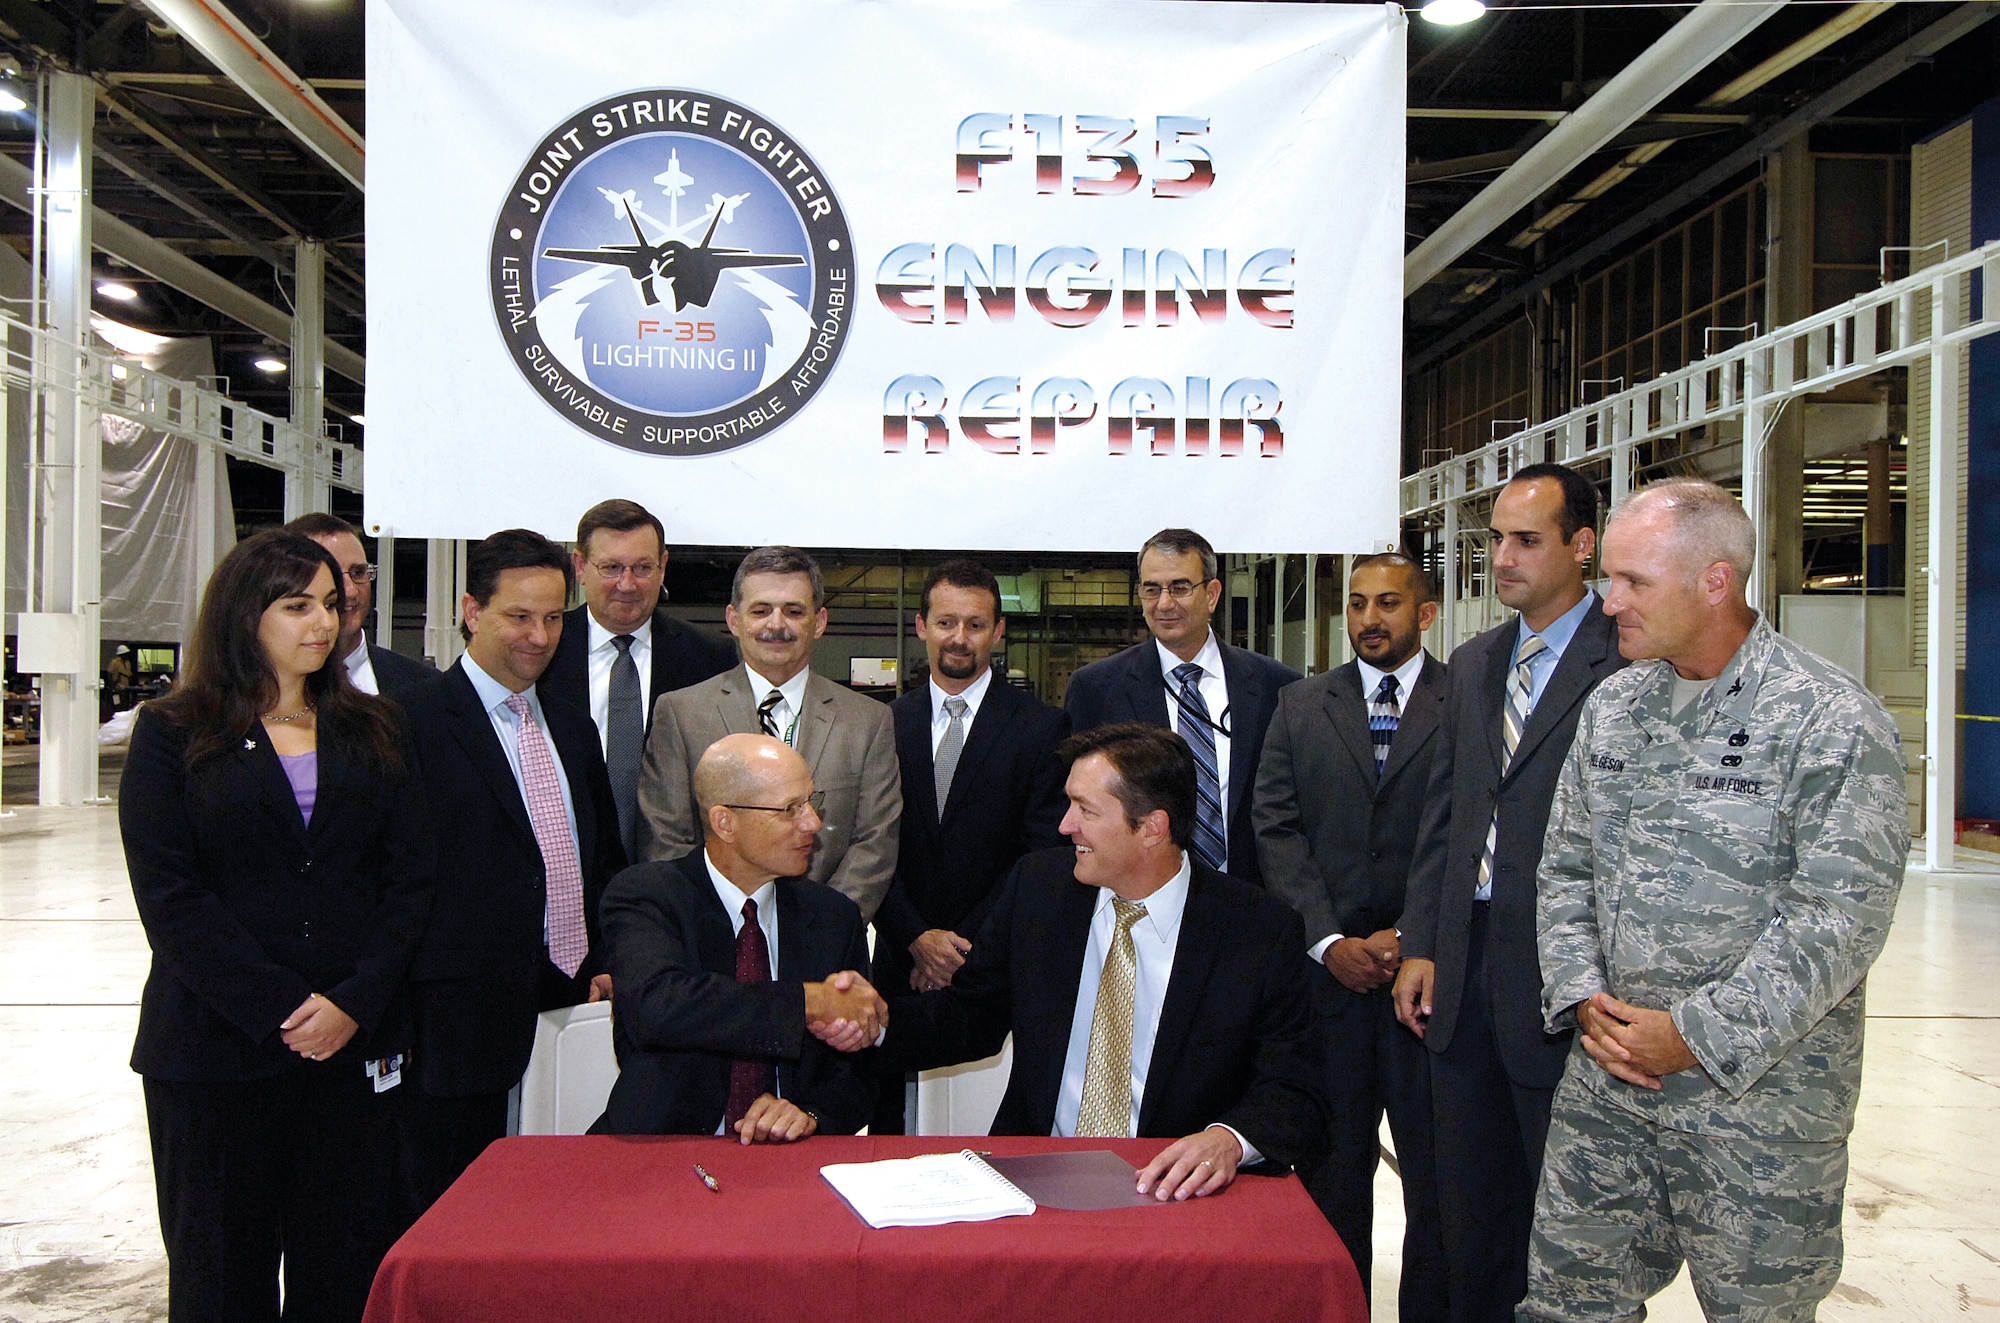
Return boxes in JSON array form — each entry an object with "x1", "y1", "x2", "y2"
[{"x1": 364, "y1": 1135, "x2": 1365, "y2": 1323}]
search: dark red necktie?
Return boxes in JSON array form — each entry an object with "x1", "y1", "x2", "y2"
[{"x1": 724, "y1": 898, "x2": 775, "y2": 1129}]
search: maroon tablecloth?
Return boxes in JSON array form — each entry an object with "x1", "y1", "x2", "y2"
[{"x1": 364, "y1": 1135, "x2": 1364, "y2": 1323}]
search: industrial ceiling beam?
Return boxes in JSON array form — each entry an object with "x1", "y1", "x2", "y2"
[
  {"x1": 137, "y1": 0, "x2": 365, "y2": 189},
  {"x1": 0, "y1": 151, "x2": 365, "y2": 386},
  {"x1": 1403, "y1": 0, "x2": 1784, "y2": 295},
  {"x1": 1405, "y1": 0, "x2": 2000, "y2": 375}
]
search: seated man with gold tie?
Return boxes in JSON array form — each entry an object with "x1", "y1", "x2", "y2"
[{"x1": 870, "y1": 723, "x2": 1327, "y2": 1199}]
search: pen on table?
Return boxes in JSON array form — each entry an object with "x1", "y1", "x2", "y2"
[{"x1": 694, "y1": 1163, "x2": 721, "y2": 1193}]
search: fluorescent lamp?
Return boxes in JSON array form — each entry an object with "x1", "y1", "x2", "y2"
[
  {"x1": 350, "y1": 413, "x2": 366, "y2": 426},
  {"x1": 1421, "y1": 0, "x2": 1486, "y2": 25},
  {"x1": 0, "y1": 88, "x2": 25, "y2": 115},
  {"x1": 96, "y1": 281, "x2": 138, "y2": 301},
  {"x1": 254, "y1": 357, "x2": 287, "y2": 374}
]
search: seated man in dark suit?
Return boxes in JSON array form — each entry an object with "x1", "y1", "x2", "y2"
[
  {"x1": 872, "y1": 723, "x2": 1326, "y2": 1200},
  {"x1": 594, "y1": 733, "x2": 885, "y2": 1138}
]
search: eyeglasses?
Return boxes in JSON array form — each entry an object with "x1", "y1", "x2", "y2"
[
  {"x1": 1138, "y1": 579, "x2": 1209, "y2": 602},
  {"x1": 722, "y1": 789, "x2": 826, "y2": 821},
  {"x1": 342, "y1": 564, "x2": 378, "y2": 584},
  {"x1": 588, "y1": 559, "x2": 662, "y2": 582}
]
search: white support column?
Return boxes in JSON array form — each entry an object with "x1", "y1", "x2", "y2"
[
  {"x1": 375, "y1": 533, "x2": 396, "y2": 649},
  {"x1": 1303, "y1": 553, "x2": 1318, "y2": 677},
  {"x1": 192, "y1": 441, "x2": 219, "y2": 591},
  {"x1": 1923, "y1": 277, "x2": 1961, "y2": 872},
  {"x1": 1439, "y1": 500, "x2": 1460, "y2": 659},
  {"x1": 425, "y1": 537, "x2": 466, "y2": 669},
  {"x1": 38, "y1": 72, "x2": 101, "y2": 807},
  {"x1": 286, "y1": 239, "x2": 326, "y2": 518},
  {"x1": 1740, "y1": 348, "x2": 1771, "y2": 618}
]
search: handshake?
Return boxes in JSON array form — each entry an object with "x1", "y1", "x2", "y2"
[{"x1": 804, "y1": 970, "x2": 888, "y2": 1052}]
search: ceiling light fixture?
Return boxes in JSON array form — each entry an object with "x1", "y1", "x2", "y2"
[
  {"x1": 96, "y1": 281, "x2": 139, "y2": 301},
  {"x1": 0, "y1": 80, "x2": 26, "y2": 115},
  {"x1": 1420, "y1": 0, "x2": 1486, "y2": 25},
  {"x1": 254, "y1": 357, "x2": 287, "y2": 374},
  {"x1": 350, "y1": 413, "x2": 366, "y2": 426}
]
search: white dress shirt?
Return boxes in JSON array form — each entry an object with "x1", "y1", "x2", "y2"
[
  {"x1": 929, "y1": 666, "x2": 994, "y2": 755},
  {"x1": 341, "y1": 637, "x2": 379, "y2": 696},
  {"x1": 461, "y1": 653, "x2": 579, "y2": 939},
  {"x1": 1053, "y1": 853, "x2": 1258, "y2": 1162},
  {"x1": 1307, "y1": 646, "x2": 1430, "y2": 963},
  {"x1": 586, "y1": 611, "x2": 654, "y2": 759},
  {"x1": 1156, "y1": 631, "x2": 1232, "y2": 831},
  {"x1": 702, "y1": 851, "x2": 782, "y2": 1130},
  {"x1": 745, "y1": 663, "x2": 812, "y2": 747}
]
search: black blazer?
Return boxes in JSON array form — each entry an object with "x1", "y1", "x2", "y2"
[
  {"x1": 1400, "y1": 598, "x2": 1626, "y2": 1087},
  {"x1": 884, "y1": 849, "x2": 1327, "y2": 1168},
  {"x1": 401, "y1": 661, "x2": 627, "y2": 1096},
  {"x1": 1254, "y1": 654, "x2": 1448, "y2": 947},
  {"x1": 367, "y1": 644, "x2": 437, "y2": 708},
  {"x1": 121, "y1": 706, "x2": 434, "y2": 1081},
  {"x1": 1063, "y1": 638, "x2": 1300, "y2": 884},
  {"x1": 873, "y1": 680, "x2": 1070, "y2": 967},
  {"x1": 591, "y1": 854, "x2": 873, "y2": 1136},
  {"x1": 539, "y1": 603, "x2": 736, "y2": 738}
]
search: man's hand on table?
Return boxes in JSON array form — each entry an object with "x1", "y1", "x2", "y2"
[
  {"x1": 1135, "y1": 1125, "x2": 1242, "y2": 1201},
  {"x1": 805, "y1": 970, "x2": 887, "y2": 1052},
  {"x1": 1578, "y1": 991, "x2": 1699, "y2": 1090},
  {"x1": 734, "y1": 1094, "x2": 818, "y2": 1144}
]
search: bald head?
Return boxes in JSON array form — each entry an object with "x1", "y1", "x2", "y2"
[{"x1": 695, "y1": 734, "x2": 807, "y2": 815}]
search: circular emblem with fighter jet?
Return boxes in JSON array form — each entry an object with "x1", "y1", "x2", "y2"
[{"x1": 489, "y1": 90, "x2": 853, "y2": 455}]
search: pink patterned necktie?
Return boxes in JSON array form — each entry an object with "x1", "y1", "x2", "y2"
[{"x1": 503, "y1": 693, "x2": 587, "y2": 977}]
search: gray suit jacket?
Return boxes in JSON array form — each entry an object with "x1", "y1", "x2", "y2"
[
  {"x1": 1399, "y1": 596, "x2": 1626, "y2": 1087},
  {"x1": 634, "y1": 668, "x2": 902, "y2": 921}
]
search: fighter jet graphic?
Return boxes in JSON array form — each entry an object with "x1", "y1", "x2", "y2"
[{"x1": 541, "y1": 196, "x2": 803, "y2": 311}]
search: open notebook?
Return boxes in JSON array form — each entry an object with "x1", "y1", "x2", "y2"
[{"x1": 821, "y1": 1149, "x2": 1158, "y2": 1228}]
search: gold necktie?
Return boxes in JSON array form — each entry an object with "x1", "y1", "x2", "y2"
[{"x1": 1076, "y1": 898, "x2": 1147, "y2": 1138}]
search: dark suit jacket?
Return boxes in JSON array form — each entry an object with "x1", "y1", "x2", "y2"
[
  {"x1": 592, "y1": 854, "x2": 873, "y2": 1136},
  {"x1": 884, "y1": 849, "x2": 1327, "y2": 1168},
  {"x1": 1254, "y1": 654, "x2": 1448, "y2": 947},
  {"x1": 401, "y1": 661, "x2": 627, "y2": 1096},
  {"x1": 874, "y1": 679, "x2": 1070, "y2": 976},
  {"x1": 539, "y1": 603, "x2": 736, "y2": 738},
  {"x1": 367, "y1": 643, "x2": 437, "y2": 709},
  {"x1": 1399, "y1": 598, "x2": 1626, "y2": 1087},
  {"x1": 121, "y1": 706, "x2": 434, "y2": 1080},
  {"x1": 1063, "y1": 637, "x2": 1300, "y2": 884}
]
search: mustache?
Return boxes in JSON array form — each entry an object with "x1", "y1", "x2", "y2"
[{"x1": 752, "y1": 628, "x2": 800, "y2": 644}]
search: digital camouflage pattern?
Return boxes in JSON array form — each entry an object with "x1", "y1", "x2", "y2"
[{"x1": 1536, "y1": 614, "x2": 1909, "y2": 1141}]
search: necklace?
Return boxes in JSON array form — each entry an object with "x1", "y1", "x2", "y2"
[{"x1": 266, "y1": 703, "x2": 316, "y2": 724}]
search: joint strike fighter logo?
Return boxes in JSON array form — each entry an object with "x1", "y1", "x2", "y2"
[{"x1": 490, "y1": 91, "x2": 853, "y2": 456}]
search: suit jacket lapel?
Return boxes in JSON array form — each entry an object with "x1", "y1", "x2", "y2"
[
  {"x1": 1121, "y1": 645, "x2": 1172, "y2": 726},
  {"x1": 444, "y1": 664, "x2": 537, "y2": 848},
  {"x1": 1029, "y1": 880, "x2": 1097, "y2": 1131},
  {"x1": 545, "y1": 700, "x2": 601, "y2": 874},
  {"x1": 896, "y1": 692, "x2": 939, "y2": 828},
  {"x1": 794, "y1": 673, "x2": 837, "y2": 772},
  {"x1": 687, "y1": 858, "x2": 738, "y2": 977},
  {"x1": 1483, "y1": 626, "x2": 1515, "y2": 777},
  {"x1": 1138, "y1": 867, "x2": 1220, "y2": 1136},
  {"x1": 302, "y1": 736, "x2": 349, "y2": 849},
  {"x1": 774, "y1": 882, "x2": 824, "y2": 980},
  {"x1": 241, "y1": 729, "x2": 308, "y2": 844},
  {"x1": 941, "y1": 682, "x2": 1015, "y2": 824},
  {"x1": 1325, "y1": 664, "x2": 1377, "y2": 786},
  {"x1": 714, "y1": 670, "x2": 759, "y2": 738},
  {"x1": 1379, "y1": 654, "x2": 1446, "y2": 788},
  {"x1": 1508, "y1": 601, "x2": 1610, "y2": 778},
  {"x1": 1216, "y1": 643, "x2": 1265, "y2": 822}
]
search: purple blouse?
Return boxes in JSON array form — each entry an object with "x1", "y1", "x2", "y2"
[{"x1": 278, "y1": 750, "x2": 318, "y2": 826}]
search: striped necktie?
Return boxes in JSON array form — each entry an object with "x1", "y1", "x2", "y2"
[
  {"x1": 757, "y1": 688, "x2": 784, "y2": 742},
  {"x1": 1369, "y1": 673, "x2": 1401, "y2": 777},
  {"x1": 1474, "y1": 633, "x2": 1549, "y2": 902},
  {"x1": 1171, "y1": 662, "x2": 1228, "y2": 873}
]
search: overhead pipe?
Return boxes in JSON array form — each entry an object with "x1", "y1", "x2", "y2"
[
  {"x1": 138, "y1": 0, "x2": 365, "y2": 189},
  {"x1": 0, "y1": 152, "x2": 366, "y2": 386},
  {"x1": 1403, "y1": 0, "x2": 1785, "y2": 295}
]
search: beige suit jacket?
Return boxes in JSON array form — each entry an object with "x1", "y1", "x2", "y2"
[{"x1": 635, "y1": 667, "x2": 902, "y2": 920}]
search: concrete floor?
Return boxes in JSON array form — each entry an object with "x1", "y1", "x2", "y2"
[{"x1": 3, "y1": 790, "x2": 1998, "y2": 1321}]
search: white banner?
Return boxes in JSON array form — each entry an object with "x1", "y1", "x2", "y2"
[{"x1": 365, "y1": 0, "x2": 1405, "y2": 552}]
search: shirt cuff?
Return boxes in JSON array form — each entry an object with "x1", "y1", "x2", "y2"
[
  {"x1": 1207, "y1": 1123, "x2": 1259, "y2": 1166},
  {"x1": 1307, "y1": 934, "x2": 1341, "y2": 965}
]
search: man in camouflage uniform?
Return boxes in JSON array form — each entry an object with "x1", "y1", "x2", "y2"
[{"x1": 1522, "y1": 479, "x2": 1908, "y2": 1323}]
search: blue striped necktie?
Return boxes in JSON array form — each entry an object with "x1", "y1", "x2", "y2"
[
  {"x1": 1369, "y1": 673, "x2": 1401, "y2": 777},
  {"x1": 1172, "y1": 662, "x2": 1228, "y2": 872}
]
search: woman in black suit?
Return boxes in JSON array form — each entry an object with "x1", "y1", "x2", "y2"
[{"x1": 121, "y1": 530, "x2": 434, "y2": 1322}]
